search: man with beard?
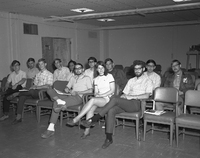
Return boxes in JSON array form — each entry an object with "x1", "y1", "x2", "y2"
[
  {"x1": 41, "y1": 63, "x2": 93, "y2": 139},
  {"x1": 81, "y1": 60, "x2": 153, "y2": 149}
]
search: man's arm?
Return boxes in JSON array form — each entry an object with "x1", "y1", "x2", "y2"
[{"x1": 121, "y1": 93, "x2": 150, "y2": 100}]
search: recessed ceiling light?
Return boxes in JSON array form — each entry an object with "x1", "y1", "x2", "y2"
[
  {"x1": 173, "y1": 0, "x2": 191, "y2": 2},
  {"x1": 71, "y1": 8, "x2": 94, "y2": 13},
  {"x1": 97, "y1": 18, "x2": 115, "y2": 22}
]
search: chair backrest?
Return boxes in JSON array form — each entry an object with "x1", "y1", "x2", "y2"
[
  {"x1": 0, "y1": 76, "x2": 8, "y2": 92},
  {"x1": 195, "y1": 78, "x2": 200, "y2": 89},
  {"x1": 114, "y1": 65, "x2": 124, "y2": 70},
  {"x1": 154, "y1": 87, "x2": 179, "y2": 104},
  {"x1": 184, "y1": 90, "x2": 200, "y2": 113},
  {"x1": 197, "y1": 83, "x2": 200, "y2": 91},
  {"x1": 114, "y1": 84, "x2": 120, "y2": 96},
  {"x1": 53, "y1": 80, "x2": 68, "y2": 92}
]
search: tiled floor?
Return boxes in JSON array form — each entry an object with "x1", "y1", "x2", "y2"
[{"x1": 0, "y1": 111, "x2": 200, "y2": 158}]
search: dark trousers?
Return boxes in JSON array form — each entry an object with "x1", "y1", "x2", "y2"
[
  {"x1": 17, "y1": 89, "x2": 40, "y2": 115},
  {"x1": 98, "y1": 96, "x2": 140, "y2": 133},
  {"x1": 3, "y1": 85, "x2": 22, "y2": 114}
]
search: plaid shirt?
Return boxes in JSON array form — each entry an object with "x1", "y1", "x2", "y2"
[{"x1": 34, "y1": 69, "x2": 53, "y2": 86}]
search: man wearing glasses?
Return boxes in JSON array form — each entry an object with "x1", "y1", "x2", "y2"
[
  {"x1": 144, "y1": 59, "x2": 161, "y2": 90},
  {"x1": 81, "y1": 60, "x2": 153, "y2": 149},
  {"x1": 41, "y1": 63, "x2": 93, "y2": 139},
  {"x1": 0, "y1": 60, "x2": 26, "y2": 121},
  {"x1": 156, "y1": 59, "x2": 194, "y2": 114},
  {"x1": 84, "y1": 57, "x2": 97, "y2": 82}
]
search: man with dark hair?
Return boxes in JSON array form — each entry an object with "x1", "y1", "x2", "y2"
[
  {"x1": 82, "y1": 60, "x2": 153, "y2": 149},
  {"x1": 156, "y1": 59, "x2": 194, "y2": 114},
  {"x1": 0, "y1": 60, "x2": 26, "y2": 121},
  {"x1": 53, "y1": 58, "x2": 71, "y2": 82},
  {"x1": 84, "y1": 57, "x2": 97, "y2": 82},
  {"x1": 144, "y1": 59, "x2": 161, "y2": 90},
  {"x1": 41, "y1": 63, "x2": 93, "y2": 139},
  {"x1": 13, "y1": 58, "x2": 53, "y2": 124},
  {"x1": 26, "y1": 58, "x2": 39, "y2": 79},
  {"x1": 105, "y1": 58, "x2": 127, "y2": 93}
]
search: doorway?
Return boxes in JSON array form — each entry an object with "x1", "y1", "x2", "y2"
[{"x1": 41, "y1": 37, "x2": 71, "y2": 72}]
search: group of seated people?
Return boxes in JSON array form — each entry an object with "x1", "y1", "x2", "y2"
[{"x1": 0, "y1": 56, "x2": 194, "y2": 149}]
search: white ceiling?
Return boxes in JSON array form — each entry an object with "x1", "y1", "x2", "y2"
[{"x1": 0, "y1": 0, "x2": 200, "y2": 28}]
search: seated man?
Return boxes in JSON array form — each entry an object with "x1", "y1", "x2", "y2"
[
  {"x1": 41, "y1": 63, "x2": 93, "y2": 139},
  {"x1": 0, "y1": 60, "x2": 26, "y2": 121},
  {"x1": 53, "y1": 58, "x2": 71, "y2": 82},
  {"x1": 84, "y1": 57, "x2": 97, "y2": 82},
  {"x1": 156, "y1": 59, "x2": 194, "y2": 114},
  {"x1": 26, "y1": 58, "x2": 39, "y2": 79},
  {"x1": 13, "y1": 58, "x2": 53, "y2": 124},
  {"x1": 105, "y1": 58, "x2": 127, "y2": 94},
  {"x1": 144, "y1": 59, "x2": 161, "y2": 90},
  {"x1": 82, "y1": 60, "x2": 153, "y2": 149}
]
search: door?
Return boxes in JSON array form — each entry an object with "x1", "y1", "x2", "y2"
[{"x1": 41, "y1": 37, "x2": 71, "y2": 73}]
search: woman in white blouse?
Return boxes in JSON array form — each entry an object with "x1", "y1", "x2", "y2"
[{"x1": 66, "y1": 61, "x2": 115, "y2": 138}]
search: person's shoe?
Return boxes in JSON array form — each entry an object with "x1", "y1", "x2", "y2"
[
  {"x1": 0, "y1": 115, "x2": 9, "y2": 121},
  {"x1": 41, "y1": 130, "x2": 55, "y2": 139},
  {"x1": 81, "y1": 119, "x2": 95, "y2": 128},
  {"x1": 12, "y1": 118, "x2": 22, "y2": 125},
  {"x1": 53, "y1": 104, "x2": 67, "y2": 113},
  {"x1": 102, "y1": 139, "x2": 113, "y2": 149},
  {"x1": 66, "y1": 119, "x2": 78, "y2": 127},
  {"x1": 7, "y1": 92, "x2": 19, "y2": 100},
  {"x1": 80, "y1": 133, "x2": 90, "y2": 139}
]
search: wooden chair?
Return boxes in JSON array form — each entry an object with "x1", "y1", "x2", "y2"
[
  {"x1": 176, "y1": 90, "x2": 200, "y2": 147},
  {"x1": 143, "y1": 87, "x2": 179, "y2": 146}
]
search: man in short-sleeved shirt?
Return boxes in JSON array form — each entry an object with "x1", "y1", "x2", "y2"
[
  {"x1": 13, "y1": 58, "x2": 53, "y2": 124},
  {"x1": 53, "y1": 58, "x2": 71, "y2": 82},
  {"x1": 26, "y1": 58, "x2": 39, "y2": 79},
  {"x1": 0, "y1": 60, "x2": 26, "y2": 121},
  {"x1": 81, "y1": 60, "x2": 153, "y2": 149},
  {"x1": 41, "y1": 63, "x2": 93, "y2": 139}
]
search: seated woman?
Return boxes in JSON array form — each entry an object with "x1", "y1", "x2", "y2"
[{"x1": 66, "y1": 61, "x2": 115, "y2": 139}]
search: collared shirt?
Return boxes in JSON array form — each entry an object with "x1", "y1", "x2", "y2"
[
  {"x1": 144, "y1": 71, "x2": 161, "y2": 90},
  {"x1": 7, "y1": 70, "x2": 26, "y2": 87},
  {"x1": 84, "y1": 68, "x2": 94, "y2": 82},
  {"x1": 123, "y1": 74, "x2": 153, "y2": 100},
  {"x1": 34, "y1": 69, "x2": 53, "y2": 86},
  {"x1": 26, "y1": 67, "x2": 39, "y2": 79},
  {"x1": 67, "y1": 74, "x2": 92, "y2": 97},
  {"x1": 53, "y1": 66, "x2": 71, "y2": 82},
  {"x1": 94, "y1": 73, "x2": 115, "y2": 97}
]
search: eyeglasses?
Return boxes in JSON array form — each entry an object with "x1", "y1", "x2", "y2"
[
  {"x1": 172, "y1": 64, "x2": 180, "y2": 68},
  {"x1": 75, "y1": 67, "x2": 82, "y2": 70},
  {"x1": 14, "y1": 64, "x2": 20, "y2": 67},
  {"x1": 88, "y1": 61, "x2": 94, "y2": 63},
  {"x1": 134, "y1": 67, "x2": 142, "y2": 71}
]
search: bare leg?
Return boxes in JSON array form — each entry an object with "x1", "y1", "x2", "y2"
[{"x1": 73, "y1": 97, "x2": 107, "y2": 123}]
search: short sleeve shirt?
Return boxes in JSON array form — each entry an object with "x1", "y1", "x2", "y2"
[
  {"x1": 84, "y1": 68, "x2": 94, "y2": 82},
  {"x1": 94, "y1": 73, "x2": 115, "y2": 96},
  {"x1": 7, "y1": 70, "x2": 26, "y2": 87},
  {"x1": 144, "y1": 71, "x2": 161, "y2": 90},
  {"x1": 53, "y1": 67, "x2": 71, "y2": 82},
  {"x1": 123, "y1": 74, "x2": 153, "y2": 100},
  {"x1": 67, "y1": 74, "x2": 92, "y2": 97},
  {"x1": 34, "y1": 69, "x2": 53, "y2": 86}
]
